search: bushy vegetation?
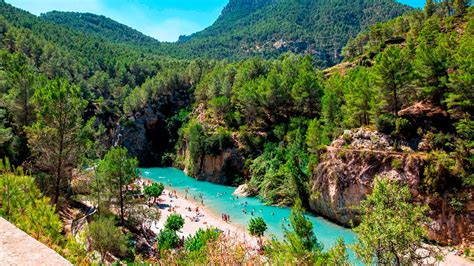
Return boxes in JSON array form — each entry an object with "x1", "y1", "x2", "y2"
[
  {"x1": 178, "y1": 0, "x2": 411, "y2": 66},
  {"x1": 87, "y1": 217, "x2": 129, "y2": 263},
  {"x1": 0, "y1": 158, "x2": 88, "y2": 263},
  {"x1": 353, "y1": 178, "x2": 442, "y2": 265},
  {"x1": 144, "y1": 182, "x2": 164, "y2": 203},
  {"x1": 248, "y1": 217, "x2": 267, "y2": 237},
  {"x1": 179, "y1": 3, "x2": 473, "y2": 207},
  {"x1": 0, "y1": 0, "x2": 471, "y2": 264},
  {"x1": 265, "y1": 199, "x2": 349, "y2": 264}
]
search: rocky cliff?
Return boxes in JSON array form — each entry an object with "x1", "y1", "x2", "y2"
[
  {"x1": 177, "y1": 140, "x2": 243, "y2": 185},
  {"x1": 309, "y1": 128, "x2": 473, "y2": 245}
]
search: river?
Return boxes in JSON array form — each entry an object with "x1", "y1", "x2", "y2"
[{"x1": 142, "y1": 167, "x2": 360, "y2": 263}]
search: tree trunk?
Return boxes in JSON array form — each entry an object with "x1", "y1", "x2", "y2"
[
  {"x1": 393, "y1": 86, "x2": 399, "y2": 117},
  {"x1": 119, "y1": 168, "x2": 125, "y2": 225}
]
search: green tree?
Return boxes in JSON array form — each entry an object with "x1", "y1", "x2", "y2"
[
  {"x1": 248, "y1": 217, "x2": 267, "y2": 237},
  {"x1": 165, "y1": 213, "x2": 185, "y2": 231},
  {"x1": 342, "y1": 67, "x2": 379, "y2": 127},
  {"x1": 184, "y1": 228, "x2": 220, "y2": 252},
  {"x1": 25, "y1": 79, "x2": 86, "y2": 205},
  {"x1": 454, "y1": 0, "x2": 469, "y2": 17},
  {"x1": 414, "y1": 34, "x2": 451, "y2": 105},
  {"x1": 306, "y1": 118, "x2": 327, "y2": 155},
  {"x1": 0, "y1": 160, "x2": 64, "y2": 249},
  {"x1": 157, "y1": 214, "x2": 186, "y2": 252},
  {"x1": 374, "y1": 46, "x2": 412, "y2": 116},
  {"x1": 425, "y1": 0, "x2": 436, "y2": 17},
  {"x1": 0, "y1": 109, "x2": 12, "y2": 151},
  {"x1": 326, "y1": 238, "x2": 350, "y2": 266},
  {"x1": 353, "y1": 178, "x2": 441, "y2": 265},
  {"x1": 157, "y1": 229, "x2": 180, "y2": 251},
  {"x1": 87, "y1": 217, "x2": 128, "y2": 263},
  {"x1": 97, "y1": 147, "x2": 139, "y2": 225},
  {"x1": 265, "y1": 199, "x2": 326, "y2": 264},
  {"x1": 144, "y1": 182, "x2": 164, "y2": 204},
  {"x1": 288, "y1": 199, "x2": 320, "y2": 252},
  {"x1": 291, "y1": 56, "x2": 323, "y2": 116},
  {"x1": 322, "y1": 73, "x2": 344, "y2": 139}
]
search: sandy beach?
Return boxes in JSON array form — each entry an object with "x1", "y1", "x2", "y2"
[
  {"x1": 139, "y1": 183, "x2": 472, "y2": 266},
  {"x1": 146, "y1": 188, "x2": 260, "y2": 249}
]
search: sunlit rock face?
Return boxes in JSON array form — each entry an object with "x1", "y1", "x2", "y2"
[{"x1": 309, "y1": 128, "x2": 473, "y2": 245}]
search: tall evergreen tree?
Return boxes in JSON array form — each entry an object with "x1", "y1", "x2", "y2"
[
  {"x1": 353, "y1": 179, "x2": 442, "y2": 265},
  {"x1": 25, "y1": 79, "x2": 86, "y2": 205},
  {"x1": 374, "y1": 46, "x2": 412, "y2": 116},
  {"x1": 97, "y1": 147, "x2": 139, "y2": 225},
  {"x1": 425, "y1": 0, "x2": 437, "y2": 17},
  {"x1": 454, "y1": 0, "x2": 469, "y2": 16}
]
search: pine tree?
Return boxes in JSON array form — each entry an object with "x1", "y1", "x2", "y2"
[
  {"x1": 424, "y1": 0, "x2": 436, "y2": 17},
  {"x1": 374, "y1": 46, "x2": 412, "y2": 116},
  {"x1": 25, "y1": 79, "x2": 86, "y2": 205},
  {"x1": 97, "y1": 147, "x2": 139, "y2": 225},
  {"x1": 454, "y1": 0, "x2": 469, "y2": 17},
  {"x1": 353, "y1": 179, "x2": 442, "y2": 265}
]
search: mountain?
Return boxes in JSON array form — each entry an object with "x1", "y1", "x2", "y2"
[
  {"x1": 32, "y1": 0, "x2": 412, "y2": 67},
  {"x1": 177, "y1": 0, "x2": 413, "y2": 66},
  {"x1": 41, "y1": 11, "x2": 159, "y2": 47}
]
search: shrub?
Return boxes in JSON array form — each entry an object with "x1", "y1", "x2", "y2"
[
  {"x1": 184, "y1": 228, "x2": 220, "y2": 252},
  {"x1": 376, "y1": 114, "x2": 397, "y2": 134},
  {"x1": 391, "y1": 157, "x2": 403, "y2": 170},
  {"x1": 87, "y1": 217, "x2": 128, "y2": 262},
  {"x1": 165, "y1": 214, "x2": 185, "y2": 232},
  {"x1": 144, "y1": 182, "x2": 164, "y2": 203},
  {"x1": 157, "y1": 229, "x2": 180, "y2": 251},
  {"x1": 248, "y1": 217, "x2": 267, "y2": 237}
]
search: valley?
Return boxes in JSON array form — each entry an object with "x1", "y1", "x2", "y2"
[{"x1": 0, "y1": 0, "x2": 472, "y2": 265}]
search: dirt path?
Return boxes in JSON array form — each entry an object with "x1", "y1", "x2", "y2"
[
  {"x1": 325, "y1": 146, "x2": 428, "y2": 158},
  {"x1": 0, "y1": 218, "x2": 71, "y2": 265}
]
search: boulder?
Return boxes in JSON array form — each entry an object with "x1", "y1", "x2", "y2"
[{"x1": 233, "y1": 184, "x2": 256, "y2": 197}]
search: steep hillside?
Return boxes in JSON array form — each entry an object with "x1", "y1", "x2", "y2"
[
  {"x1": 0, "y1": 1, "x2": 170, "y2": 79},
  {"x1": 173, "y1": 3, "x2": 473, "y2": 243},
  {"x1": 38, "y1": 0, "x2": 412, "y2": 66},
  {"x1": 41, "y1": 11, "x2": 159, "y2": 46},
  {"x1": 178, "y1": 0, "x2": 412, "y2": 66}
]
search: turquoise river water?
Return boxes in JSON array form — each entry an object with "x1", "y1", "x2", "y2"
[{"x1": 142, "y1": 167, "x2": 359, "y2": 263}]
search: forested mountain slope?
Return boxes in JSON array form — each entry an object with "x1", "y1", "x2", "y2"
[
  {"x1": 0, "y1": 1, "x2": 172, "y2": 82},
  {"x1": 24, "y1": 0, "x2": 412, "y2": 67},
  {"x1": 41, "y1": 11, "x2": 159, "y2": 46},
  {"x1": 177, "y1": 0, "x2": 413, "y2": 66},
  {"x1": 174, "y1": 3, "x2": 473, "y2": 244}
]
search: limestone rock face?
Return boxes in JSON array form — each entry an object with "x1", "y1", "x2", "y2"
[
  {"x1": 178, "y1": 140, "x2": 243, "y2": 185},
  {"x1": 117, "y1": 84, "x2": 193, "y2": 167},
  {"x1": 309, "y1": 128, "x2": 473, "y2": 245},
  {"x1": 233, "y1": 184, "x2": 256, "y2": 197}
]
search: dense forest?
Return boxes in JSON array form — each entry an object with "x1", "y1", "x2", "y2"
[
  {"x1": 27, "y1": 0, "x2": 412, "y2": 67},
  {"x1": 0, "y1": 0, "x2": 472, "y2": 264},
  {"x1": 178, "y1": 0, "x2": 413, "y2": 66},
  {"x1": 177, "y1": 2, "x2": 473, "y2": 206}
]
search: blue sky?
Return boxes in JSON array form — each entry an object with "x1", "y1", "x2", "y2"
[{"x1": 6, "y1": 0, "x2": 423, "y2": 42}]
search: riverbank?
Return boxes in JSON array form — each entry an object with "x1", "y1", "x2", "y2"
[{"x1": 147, "y1": 187, "x2": 260, "y2": 249}]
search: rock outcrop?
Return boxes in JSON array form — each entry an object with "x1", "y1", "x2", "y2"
[
  {"x1": 178, "y1": 140, "x2": 243, "y2": 185},
  {"x1": 233, "y1": 184, "x2": 257, "y2": 197},
  {"x1": 118, "y1": 84, "x2": 193, "y2": 167},
  {"x1": 309, "y1": 128, "x2": 473, "y2": 245}
]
